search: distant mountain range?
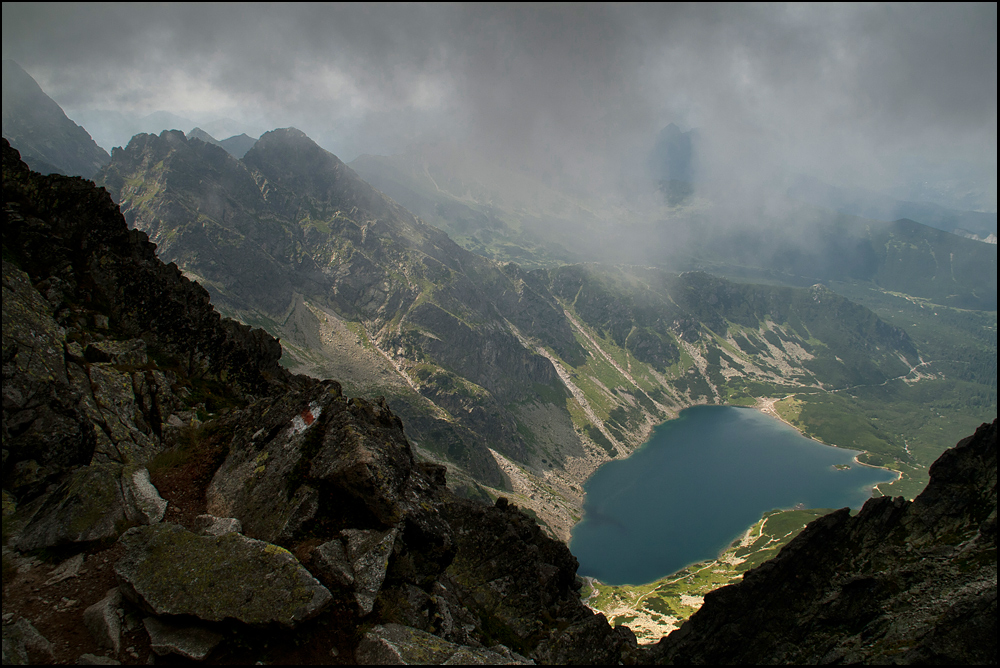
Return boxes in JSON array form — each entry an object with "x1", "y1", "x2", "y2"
[
  {"x1": 68, "y1": 107, "x2": 265, "y2": 153},
  {"x1": 788, "y1": 173, "x2": 997, "y2": 243},
  {"x1": 351, "y1": 146, "x2": 998, "y2": 309},
  {"x1": 1, "y1": 60, "x2": 110, "y2": 178},
  {"x1": 188, "y1": 127, "x2": 258, "y2": 159}
]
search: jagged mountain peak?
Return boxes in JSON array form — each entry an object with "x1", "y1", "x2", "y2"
[
  {"x1": 187, "y1": 127, "x2": 258, "y2": 159},
  {"x1": 245, "y1": 127, "x2": 351, "y2": 192},
  {"x1": 188, "y1": 126, "x2": 220, "y2": 144}
]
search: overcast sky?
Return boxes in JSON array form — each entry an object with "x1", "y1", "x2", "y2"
[{"x1": 3, "y1": 3, "x2": 996, "y2": 209}]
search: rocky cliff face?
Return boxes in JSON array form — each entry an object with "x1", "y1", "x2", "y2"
[
  {"x1": 3, "y1": 137, "x2": 285, "y2": 551},
  {"x1": 1, "y1": 61, "x2": 111, "y2": 179},
  {"x1": 649, "y1": 418, "x2": 997, "y2": 665}
]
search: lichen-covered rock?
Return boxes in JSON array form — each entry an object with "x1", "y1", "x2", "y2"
[
  {"x1": 83, "y1": 588, "x2": 123, "y2": 655},
  {"x1": 2, "y1": 262, "x2": 96, "y2": 498},
  {"x1": 12, "y1": 464, "x2": 167, "y2": 551},
  {"x1": 143, "y1": 616, "x2": 223, "y2": 661},
  {"x1": 344, "y1": 528, "x2": 398, "y2": 615},
  {"x1": 84, "y1": 339, "x2": 148, "y2": 366},
  {"x1": 115, "y1": 522, "x2": 331, "y2": 627},
  {"x1": 1, "y1": 618, "x2": 55, "y2": 665},
  {"x1": 122, "y1": 468, "x2": 167, "y2": 525},
  {"x1": 310, "y1": 538, "x2": 355, "y2": 588},
  {"x1": 531, "y1": 614, "x2": 631, "y2": 665},
  {"x1": 12, "y1": 464, "x2": 128, "y2": 550},
  {"x1": 438, "y1": 497, "x2": 611, "y2": 655},
  {"x1": 2, "y1": 262, "x2": 176, "y2": 490},
  {"x1": 355, "y1": 623, "x2": 532, "y2": 665},
  {"x1": 304, "y1": 528, "x2": 398, "y2": 615},
  {"x1": 75, "y1": 654, "x2": 121, "y2": 665},
  {"x1": 193, "y1": 514, "x2": 242, "y2": 536}
]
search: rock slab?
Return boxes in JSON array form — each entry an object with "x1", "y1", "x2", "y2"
[
  {"x1": 193, "y1": 514, "x2": 242, "y2": 536},
  {"x1": 345, "y1": 528, "x2": 397, "y2": 615},
  {"x1": 1, "y1": 618, "x2": 55, "y2": 665},
  {"x1": 14, "y1": 465, "x2": 167, "y2": 552},
  {"x1": 356, "y1": 623, "x2": 532, "y2": 665},
  {"x1": 143, "y1": 616, "x2": 223, "y2": 661},
  {"x1": 82, "y1": 588, "x2": 123, "y2": 655},
  {"x1": 115, "y1": 523, "x2": 331, "y2": 627},
  {"x1": 123, "y1": 468, "x2": 167, "y2": 525}
]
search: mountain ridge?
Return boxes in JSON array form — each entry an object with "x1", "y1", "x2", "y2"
[{"x1": 1, "y1": 60, "x2": 111, "y2": 179}]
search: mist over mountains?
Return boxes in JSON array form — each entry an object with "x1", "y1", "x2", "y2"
[
  {"x1": 66, "y1": 108, "x2": 266, "y2": 155},
  {"x1": 1, "y1": 60, "x2": 109, "y2": 178},
  {"x1": 2, "y1": 55, "x2": 995, "y2": 491},
  {"x1": 89, "y1": 123, "x2": 994, "y2": 524},
  {"x1": 1, "y1": 5, "x2": 996, "y2": 662},
  {"x1": 2, "y1": 138, "x2": 995, "y2": 663}
]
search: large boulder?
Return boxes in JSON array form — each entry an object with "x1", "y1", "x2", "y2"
[
  {"x1": 11, "y1": 464, "x2": 165, "y2": 551},
  {"x1": 312, "y1": 528, "x2": 398, "y2": 615},
  {"x1": 206, "y1": 384, "x2": 414, "y2": 544},
  {"x1": 114, "y1": 522, "x2": 331, "y2": 627},
  {"x1": 1, "y1": 618, "x2": 55, "y2": 665}
]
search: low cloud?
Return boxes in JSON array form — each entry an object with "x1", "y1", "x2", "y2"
[{"x1": 3, "y1": 3, "x2": 995, "y2": 210}]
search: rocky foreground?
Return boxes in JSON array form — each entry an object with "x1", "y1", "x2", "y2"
[{"x1": 2, "y1": 138, "x2": 996, "y2": 664}]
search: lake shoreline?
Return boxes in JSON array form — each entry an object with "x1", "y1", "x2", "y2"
[
  {"x1": 571, "y1": 405, "x2": 898, "y2": 586},
  {"x1": 752, "y1": 396, "x2": 903, "y2": 487}
]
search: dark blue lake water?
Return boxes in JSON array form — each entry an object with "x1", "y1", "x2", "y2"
[{"x1": 569, "y1": 405, "x2": 897, "y2": 585}]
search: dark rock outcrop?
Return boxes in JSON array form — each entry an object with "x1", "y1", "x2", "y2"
[
  {"x1": 142, "y1": 616, "x2": 224, "y2": 661},
  {"x1": 3, "y1": 136, "x2": 292, "y2": 550},
  {"x1": 10, "y1": 464, "x2": 165, "y2": 551},
  {"x1": 649, "y1": 419, "x2": 997, "y2": 665},
  {"x1": 355, "y1": 623, "x2": 533, "y2": 665},
  {"x1": 205, "y1": 384, "x2": 416, "y2": 543}
]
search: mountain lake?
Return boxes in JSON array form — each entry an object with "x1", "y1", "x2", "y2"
[{"x1": 570, "y1": 405, "x2": 899, "y2": 585}]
